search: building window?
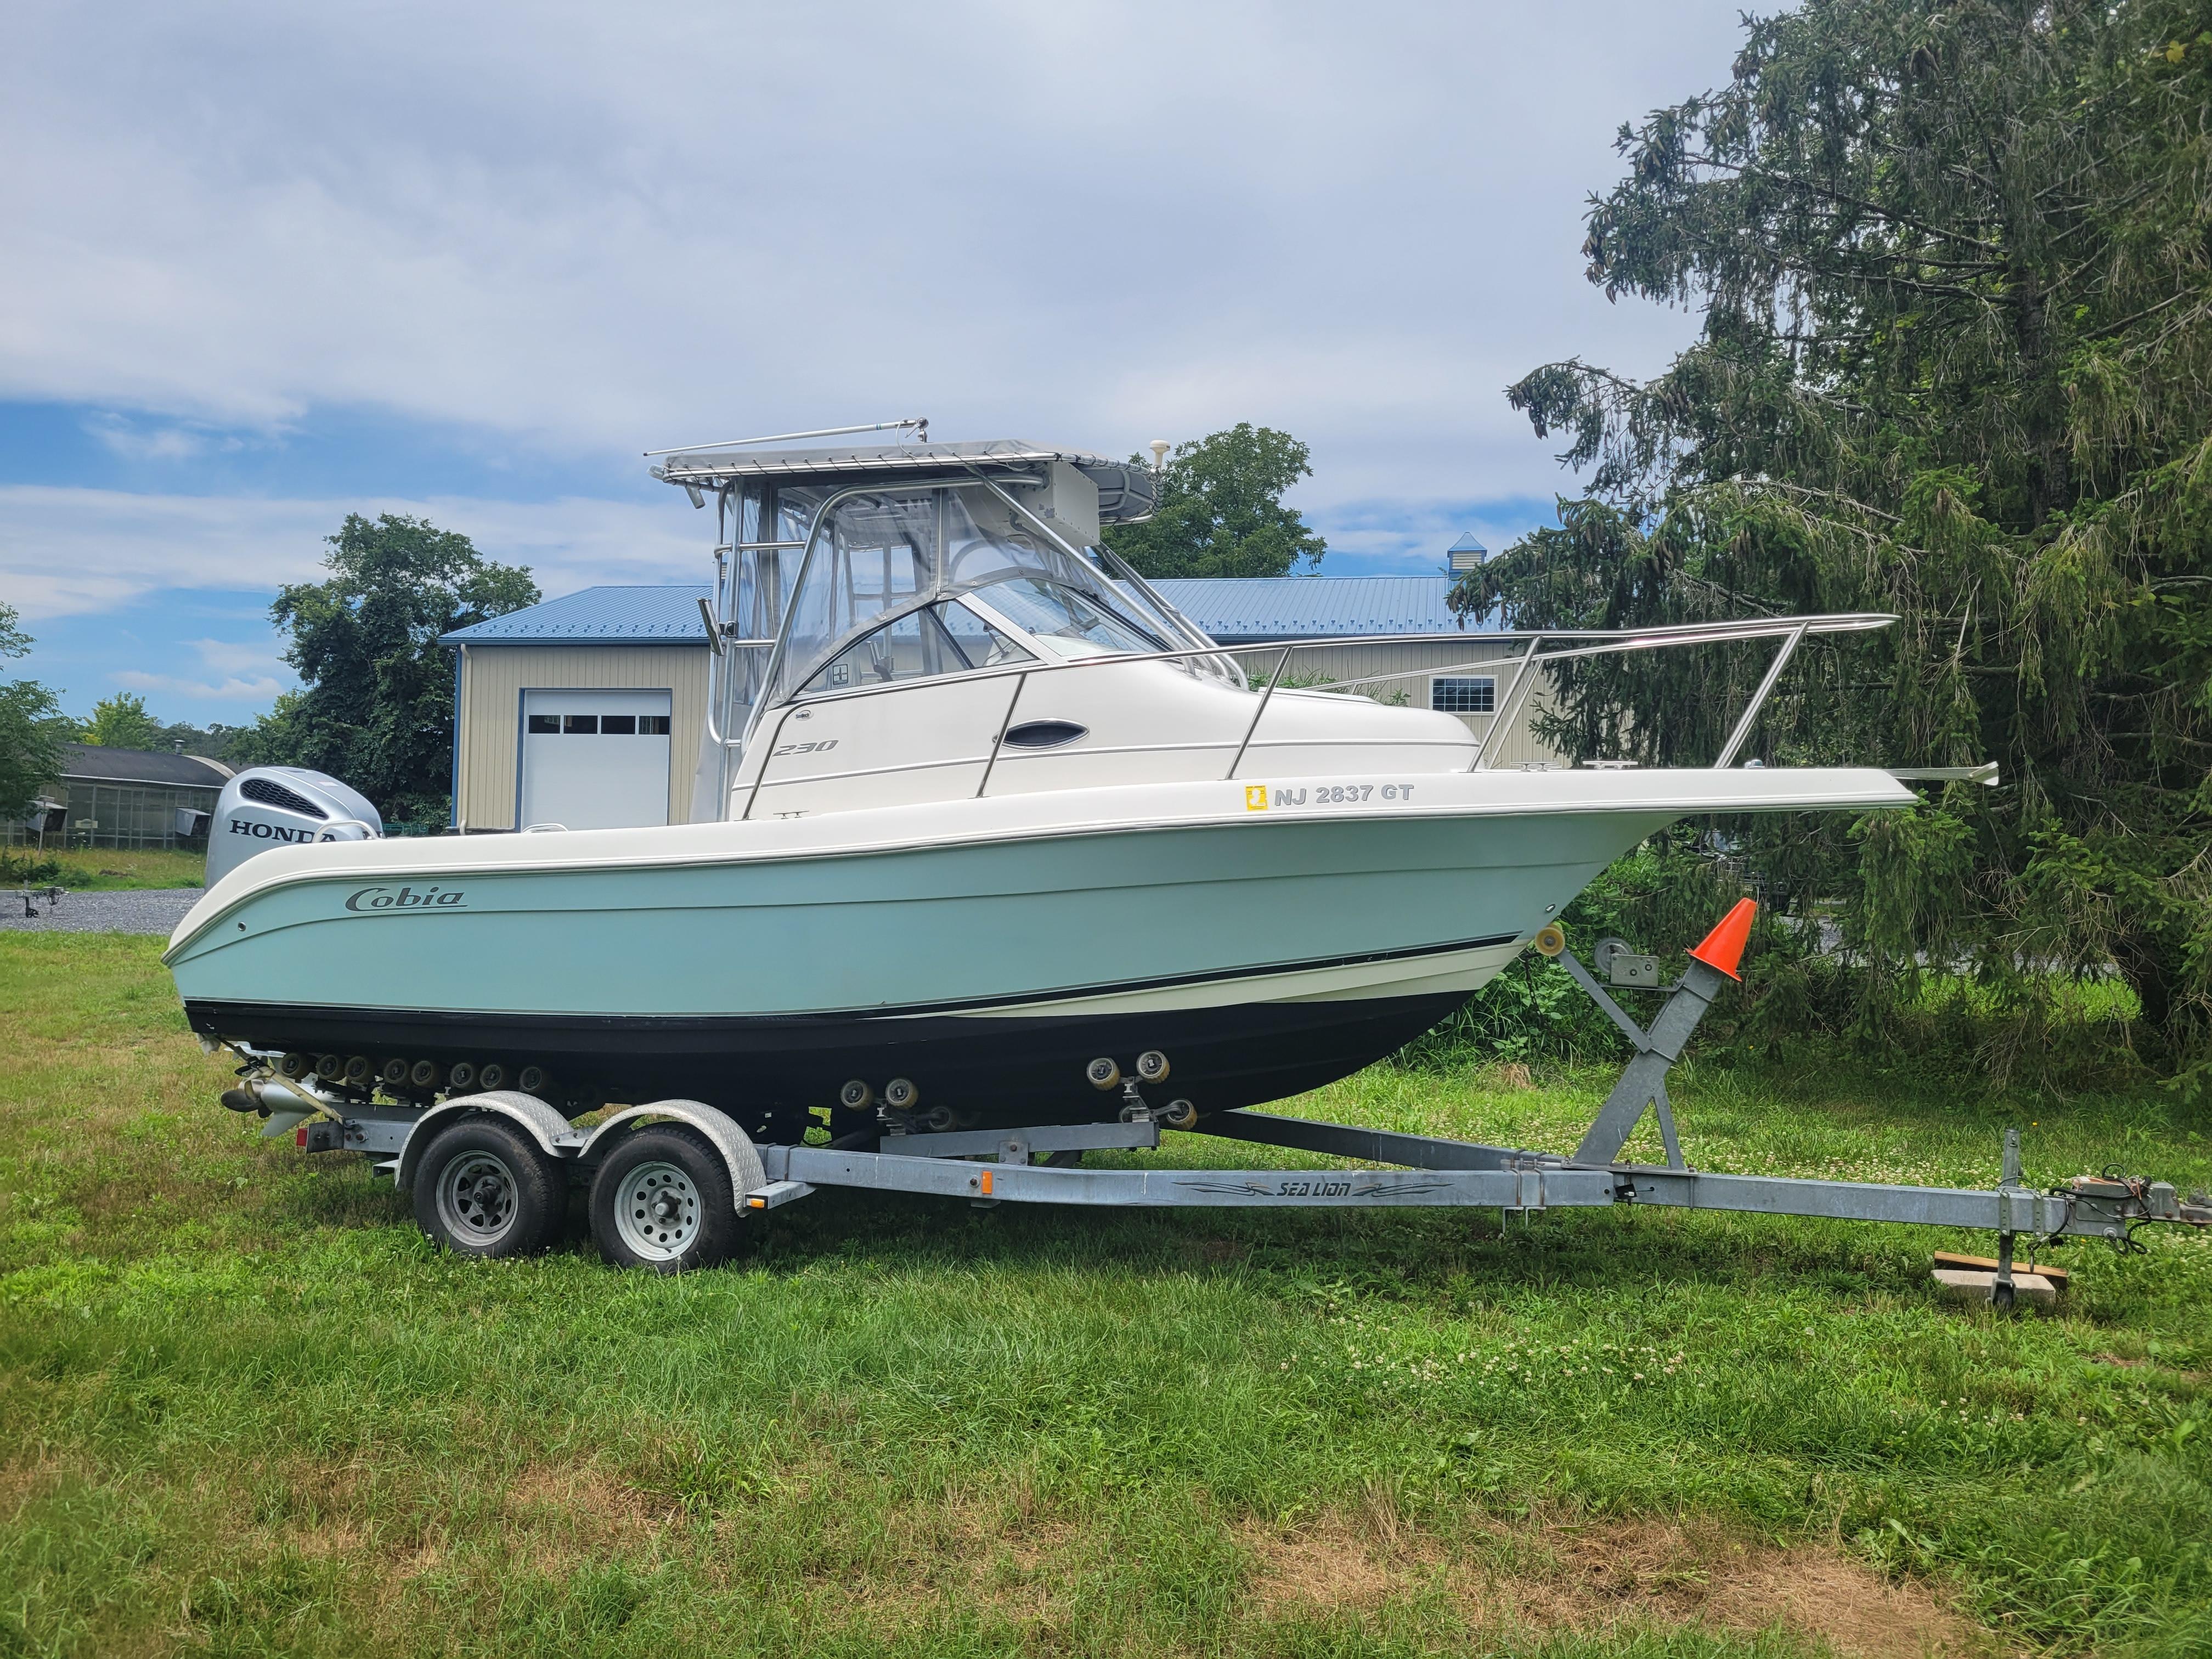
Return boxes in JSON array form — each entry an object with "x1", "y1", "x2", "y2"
[
  {"x1": 527, "y1": 711, "x2": 669, "y2": 736},
  {"x1": 1431, "y1": 676, "x2": 1497, "y2": 714}
]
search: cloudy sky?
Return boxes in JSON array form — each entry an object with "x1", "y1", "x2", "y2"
[{"x1": 2, "y1": 2, "x2": 1745, "y2": 725}]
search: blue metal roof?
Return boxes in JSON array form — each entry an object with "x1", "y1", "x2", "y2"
[
  {"x1": 1149, "y1": 577, "x2": 1485, "y2": 642},
  {"x1": 441, "y1": 585, "x2": 713, "y2": 645},
  {"x1": 441, "y1": 577, "x2": 1488, "y2": 648},
  {"x1": 1447, "y1": 531, "x2": 1488, "y2": 556}
]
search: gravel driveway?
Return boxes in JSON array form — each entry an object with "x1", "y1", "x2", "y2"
[{"x1": 0, "y1": 888, "x2": 203, "y2": 935}]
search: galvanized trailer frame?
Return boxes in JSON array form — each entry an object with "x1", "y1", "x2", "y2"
[{"x1": 242, "y1": 906, "x2": 2207, "y2": 1299}]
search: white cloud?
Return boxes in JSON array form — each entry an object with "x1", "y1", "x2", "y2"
[
  {"x1": 0, "y1": 485, "x2": 703, "y2": 619},
  {"x1": 0, "y1": 1, "x2": 1739, "y2": 515},
  {"x1": 84, "y1": 417, "x2": 211, "y2": 462},
  {"x1": 107, "y1": 634, "x2": 292, "y2": 701},
  {"x1": 0, "y1": 476, "x2": 1542, "y2": 624},
  {"x1": 182, "y1": 636, "x2": 286, "y2": 677},
  {"x1": 112, "y1": 668, "x2": 286, "y2": 702}
]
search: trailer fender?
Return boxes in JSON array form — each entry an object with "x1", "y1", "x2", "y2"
[
  {"x1": 579, "y1": 1101, "x2": 765, "y2": 1204},
  {"x1": 396, "y1": 1091, "x2": 574, "y2": 1190}
]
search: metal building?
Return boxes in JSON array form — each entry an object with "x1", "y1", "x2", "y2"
[
  {"x1": 440, "y1": 577, "x2": 1565, "y2": 831},
  {"x1": 8, "y1": 744, "x2": 234, "y2": 850}
]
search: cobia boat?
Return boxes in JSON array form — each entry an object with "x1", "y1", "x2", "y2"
[{"x1": 166, "y1": 436, "x2": 1912, "y2": 1139}]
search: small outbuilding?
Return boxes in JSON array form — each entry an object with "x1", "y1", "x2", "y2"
[
  {"x1": 8, "y1": 743, "x2": 234, "y2": 850},
  {"x1": 441, "y1": 577, "x2": 1564, "y2": 832}
]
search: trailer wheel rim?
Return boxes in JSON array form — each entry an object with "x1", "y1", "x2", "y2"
[
  {"x1": 613, "y1": 1161, "x2": 699, "y2": 1262},
  {"x1": 436, "y1": 1150, "x2": 518, "y2": 1246}
]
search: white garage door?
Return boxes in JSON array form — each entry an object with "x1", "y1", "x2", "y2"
[{"x1": 519, "y1": 689, "x2": 673, "y2": 831}]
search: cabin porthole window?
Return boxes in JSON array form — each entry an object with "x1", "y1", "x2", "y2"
[
  {"x1": 1430, "y1": 676, "x2": 1497, "y2": 714},
  {"x1": 1002, "y1": 720, "x2": 1088, "y2": 749}
]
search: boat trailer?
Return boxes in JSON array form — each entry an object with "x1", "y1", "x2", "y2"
[{"x1": 233, "y1": 902, "x2": 2209, "y2": 1301}]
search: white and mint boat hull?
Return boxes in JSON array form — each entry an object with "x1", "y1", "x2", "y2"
[{"x1": 168, "y1": 769, "x2": 1909, "y2": 1132}]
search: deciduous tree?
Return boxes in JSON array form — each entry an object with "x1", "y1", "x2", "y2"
[
  {"x1": 234, "y1": 515, "x2": 537, "y2": 820},
  {"x1": 0, "y1": 602, "x2": 66, "y2": 820},
  {"x1": 1103, "y1": 425, "x2": 1328, "y2": 579},
  {"x1": 78, "y1": 691, "x2": 162, "y2": 750}
]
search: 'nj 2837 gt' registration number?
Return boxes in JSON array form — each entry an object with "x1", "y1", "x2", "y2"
[{"x1": 1244, "y1": 782, "x2": 1417, "y2": 811}]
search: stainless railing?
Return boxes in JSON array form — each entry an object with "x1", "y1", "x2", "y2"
[{"x1": 732, "y1": 612, "x2": 1897, "y2": 820}]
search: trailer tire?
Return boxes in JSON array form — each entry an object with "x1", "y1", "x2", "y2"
[
  {"x1": 589, "y1": 1125, "x2": 740, "y2": 1273},
  {"x1": 413, "y1": 1119, "x2": 565, "y2": 1259}
]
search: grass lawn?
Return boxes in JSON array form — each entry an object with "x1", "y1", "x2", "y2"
[
  {"x1": 2, "y1": 934, "x2": 2208, "y2": 1658},
  {"x1": 1, "y1": 847, "x2": 207, "y2": 890}
]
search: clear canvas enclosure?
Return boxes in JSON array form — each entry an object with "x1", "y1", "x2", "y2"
[
  {"x1": 662, "y1": 441, "x2": 1237, "y2": 817},
  {"x1": 766, "y1": 484, "x2": 1182, "y2": 704},
  {"x1": 696, "y1": 474, "x2": 1236, "y2": 803}
]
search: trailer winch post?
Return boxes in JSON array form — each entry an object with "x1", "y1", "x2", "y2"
[
  {"x1": 1559, "y1": 950, "x2": 1709, "y2": 1168},
  {"x1": 1546, "y1": 899, "x2": 1758, "y2": 1167}
]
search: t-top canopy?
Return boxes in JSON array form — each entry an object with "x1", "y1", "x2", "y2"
[{"x1": 651, "y1": 439, "x2": 1159, "y2": 523}]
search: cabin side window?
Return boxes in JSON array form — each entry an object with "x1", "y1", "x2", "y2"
[
  {"x1": 800, "y1": 602, "x2": 1033, "y2": 697},
  {"x1": 935, "y1": 600, "x2": 1035, "y2": 669}
]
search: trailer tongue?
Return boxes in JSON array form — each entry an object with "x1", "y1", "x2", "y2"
[{"x1": 225, "y1": 901, "x2": 2208, "y2": 1297}]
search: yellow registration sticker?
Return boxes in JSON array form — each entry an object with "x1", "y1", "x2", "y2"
[{"x1": 1244, "y1": 785, "x2": 1270, "y2": 811}]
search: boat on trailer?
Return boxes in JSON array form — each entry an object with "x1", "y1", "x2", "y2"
[
  {"x1": 163, "y1": 430, "x2": 2212, "y2": 1278},
  {"x1": 167, "y1": 435, "x2": 1909, "y2": 1140}
]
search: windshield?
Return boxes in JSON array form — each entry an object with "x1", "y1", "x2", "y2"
[
  {"x1": 965, "y1": 577, "x2": 1161, "y2": 660},
  {"x1": 937, "y1": 598, "x2": 1036, "y2": 668},
  {"x1": 765, "y1": 483, "x2": 1173, "y2": 704}
]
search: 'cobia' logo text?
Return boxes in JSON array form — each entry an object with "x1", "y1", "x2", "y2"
[{"x1": 345, "y1": 885, "x2": 467, "y2": 912}]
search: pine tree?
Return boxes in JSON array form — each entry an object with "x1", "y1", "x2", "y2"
[{"x1": 1456, "y1": 0, "x2": 2212, "y2": 1067}]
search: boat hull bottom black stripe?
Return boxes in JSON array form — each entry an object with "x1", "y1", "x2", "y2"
[{"x1": 184, "y1": 992, "x2": 1474, "y2": 1130}]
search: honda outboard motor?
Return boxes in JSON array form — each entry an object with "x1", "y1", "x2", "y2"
[{"x1": 205, "y1": 767, "x2": 383, "y2": 887}]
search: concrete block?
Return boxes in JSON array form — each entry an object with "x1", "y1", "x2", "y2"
[{"x1": 1932, "y1": 1267, "x2": 2058, "y2": 1306}]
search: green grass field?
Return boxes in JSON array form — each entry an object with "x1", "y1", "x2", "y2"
[
  {"x1": 2, "y1": 934, "x2": 2208, "y2": 1657},
  {"x1": 1, "y1": 847, "x2": 206, "y2": 890}
]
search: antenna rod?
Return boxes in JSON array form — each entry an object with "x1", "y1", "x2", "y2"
[{"x1": 644, "y1": 418, "x2": 928, "y2": 458}]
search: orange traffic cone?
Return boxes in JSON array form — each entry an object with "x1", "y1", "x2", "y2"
[{"x1": 1687, "y1": 898, "x2": 1758, "y2": 980}]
